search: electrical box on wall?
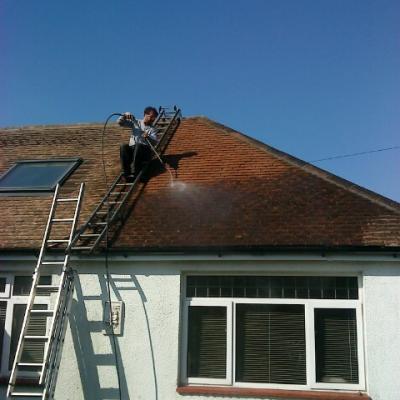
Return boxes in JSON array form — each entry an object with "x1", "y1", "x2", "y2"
[{"x1": 103, "y1": 301, "x2": 124, "y2": 336}]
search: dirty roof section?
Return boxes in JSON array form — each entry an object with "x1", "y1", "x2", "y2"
[{"x1": 1, "y1": 117, "x2": 400, "y2": 252}]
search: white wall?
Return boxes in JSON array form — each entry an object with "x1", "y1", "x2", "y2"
[
  {"x1": 1, "y1": 255, "x2": 400, "y2": 400},
  {"x1": 55, "y1": 262, "x2": 182, "y2": 400},
  {"x1": 363, "y1": 269, "x2": 400, "y2": 400}
]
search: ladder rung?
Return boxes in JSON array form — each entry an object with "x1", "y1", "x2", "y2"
[
  {"x1": 95, "y1": 211, "x2": 109, "y2": 215},
  {"x1": 71, "y1": 246, "x2": 93, "y2": 251},
  {"x1": 107, "y1": 201, "x2": 122, "y2": 205},
  {"x1": 93, "y1": 222, "x2": 107, "y2": 225},
  {"x1": 41, "y1": 261, "x2": 65, "y2": 265},
  {"x1": 17, "y1": 362, "x2": 44, "y2": 367},
  {"x1": 52, "y1": 218, "x2": 74, "y2": 223},
  {"x1": 47, "y1": 239, "x2": 69, "y2": 243},
  {"x1": 57, "y1": 198, "x2": 79, "y2": 202},
  {"x1": 30, "y1": 310, "x2": 54, "y2": 316},
  {"x1": 115, "y1": 183, "x2": 135, "y2": 186},
  {"x1": 9, "y1": 392, "x2": 43, "y2": 397},
  {"x1": 80, "y1": 234, "x2": 101, "y2": 238},
  {"x1": 36, "y1": 285, "x2": 59, "y2": 291},
  {"x1": 24, "y1": 336, "x2": 49, "y2": 341}
]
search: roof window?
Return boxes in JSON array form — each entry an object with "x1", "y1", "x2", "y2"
[{"x1": 0, "y1": 159, "x2": 81, "y2": 193}]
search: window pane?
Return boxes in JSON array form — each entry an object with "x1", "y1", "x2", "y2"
[
  {"x1": 186, "y1": 276, "x2": 358, "y2": 299},
  {"x1": 13, "y1": 276, "x2": 51, "y2": 296},
  {"x1": 315, "y1": 308, "x2": 359, "y2": 384},
  {"x1": 0, "y1": 160, "x2": 80, "y2": 191},
  {"x1": 236, "y1": 304, "x2": 306, "y2": 384},
  {"x1": 187, "y1": 306, "x2": 226, "y2": 379},
  {"x1": 0, "y1": 278, "x2": 6, "y2": 293},
  {"x1": 9, "y1": 304, "x2": 47, "y2": 370},
  {"x1": 0, "y1": 302, "x2": 7, "y2": 368}
]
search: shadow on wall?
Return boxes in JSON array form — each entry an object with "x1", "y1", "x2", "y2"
[{"x1": 68, "y1": 273, "x2": 159, "y2": 400}]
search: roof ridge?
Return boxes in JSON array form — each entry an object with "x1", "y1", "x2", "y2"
[{"x1": 198, "y1": 117, "x2": 400, "y2": 215}]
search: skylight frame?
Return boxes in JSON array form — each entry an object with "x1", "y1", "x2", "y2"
[{"x1": 0, "y1": 158, "x2": 82, "y2": 193}]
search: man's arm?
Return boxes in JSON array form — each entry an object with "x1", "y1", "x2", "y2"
[
  {"x1": 117, "y1": 112, "x2": 135, "y2": 128},
  {"x1": 144, "y1": 126, "x2": 160, "y2": 143}
]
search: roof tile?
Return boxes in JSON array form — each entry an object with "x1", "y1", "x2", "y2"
[{"x1": 1, "y1": 117, "x2": 399, "y2": 251}]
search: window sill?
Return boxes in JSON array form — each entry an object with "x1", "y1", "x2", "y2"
[{"x1": 176, "y1": 386, "x2": 371, "y2": 400}]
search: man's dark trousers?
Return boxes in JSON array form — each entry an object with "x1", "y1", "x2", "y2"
[{"x1": 120, "y1": 143, "x2": 152, "y2": 177}]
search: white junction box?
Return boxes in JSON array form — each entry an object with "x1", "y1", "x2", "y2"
[{"x1": 103, "y1": 301, "x2": 124, "y2": 335}]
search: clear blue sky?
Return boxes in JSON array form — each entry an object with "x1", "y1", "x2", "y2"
[{"x1": 1, "y1": 0, "x2": 399, "y2": 201}]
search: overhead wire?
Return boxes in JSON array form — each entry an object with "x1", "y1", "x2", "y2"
[{"x1": 309, "y1": 145, "x2": 400, "y2": 163}]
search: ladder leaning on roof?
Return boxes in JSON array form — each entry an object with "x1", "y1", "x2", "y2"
[
  {"x1": 68, "y1": 105, "x2": 182, "y2": 254},
  {"x1": 7, "y1": 183, "x2": 85, "y2": 399}
]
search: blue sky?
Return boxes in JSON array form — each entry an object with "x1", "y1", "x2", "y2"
[{"x1": 1, "y1": 0, "x2": 399, "y2": 201}]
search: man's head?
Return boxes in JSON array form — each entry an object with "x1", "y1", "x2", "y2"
[{"x1": 143, "y1": 106, "x2": 158, "y2": 126}]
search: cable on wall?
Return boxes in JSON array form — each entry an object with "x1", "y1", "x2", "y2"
[{"x1": 100, "y1": 112, "x2": 123, "y2": 400}]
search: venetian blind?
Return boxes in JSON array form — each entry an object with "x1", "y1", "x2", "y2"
[
  {"x1": 236, "y1": 304, "x2": 306, "y2": 384},
  {"x1": 9, "y1": 304, "x2": 47, "y2": 370},
  {"x1": 0, "y1": 302, "x2": 7, "y2": 367},
  {"x1": 315, "y1": 308, "x2": 358, "y2": 384},
  {"x1": 187, "y1": 306, "x2": 227, "y2": 379}
]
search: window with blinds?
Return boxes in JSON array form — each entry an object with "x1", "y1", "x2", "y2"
[
  {"x1": 187, "y1": 306, "x2": 227, "y2": 379},
  {"x1": 0, "y1": 275, "x2": 51, "y2": 376},
  {"x1": 315, "y1": 308, "x2": 358, "y2": 384},
  {"x1": 9, "y1": 304, "x2": 48, "y2": 370},
  {"x1": 236, "y1": 304, "x2": 306, "y2": 384},
  {"x1": 0, "y1": 302, "x2": 7, "y2": 368},
  {"x1": 183, "y1": 275, "x2": 363, "y2": 390}
]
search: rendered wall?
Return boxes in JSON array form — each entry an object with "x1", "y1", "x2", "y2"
[
  {"x1": 363, "y1": 268, "x2": 400, "y2": 400},
  {"x1": 53, "y1": 258, "x2": 400, "y2": 400},
  {"x1": 55, "y1": 262, "x2": 182, "y2": 400},
  {"x1": 1, "y1": 256, "x2": 398, "y2": 400}
]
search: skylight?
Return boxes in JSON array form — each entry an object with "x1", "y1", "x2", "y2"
[{"x1": 0, "y1": 159, "x2": 81, "y2": 192}]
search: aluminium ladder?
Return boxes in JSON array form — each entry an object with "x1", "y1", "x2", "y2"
[
  {"x1": 68, "y1": 105, "x2": 182, "y2": 253},
  {"x1": 7, "y1": 183, "x2": 85, "y2": 399}
]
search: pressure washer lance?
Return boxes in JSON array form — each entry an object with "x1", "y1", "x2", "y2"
[{"x1": 144, "y1": 137, "x2": 174, "y2": 182}]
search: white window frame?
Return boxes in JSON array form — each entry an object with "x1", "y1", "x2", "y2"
[
  {"x1": 181, "y1": 275, "x2": 365, "y2": 392},
  {"x1": 0, "y1": 274, "x2": 50, "y2": 377},
  {"x1": 181, "y1": 298, "x2": 233, "y2": 386}
]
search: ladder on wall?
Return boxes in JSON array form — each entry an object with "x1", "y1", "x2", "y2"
[
  {"x1": 68, "y1": 105, "x2": 182, "y2": 253},
  {"x1": 7, "y1": 183, "x2": 85, "y2": 399}
]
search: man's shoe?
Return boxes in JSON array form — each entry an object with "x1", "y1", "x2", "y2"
[{"x1": 123, "y1": 174, "x2": 135, "y2": 183}]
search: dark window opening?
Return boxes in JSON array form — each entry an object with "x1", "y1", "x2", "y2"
[
  {"x1": 13, "y1": 276, "x2": 51, "y2": 296},
  {"x1": 0, "y1": 278, "x2": 6, "y2": 293}
]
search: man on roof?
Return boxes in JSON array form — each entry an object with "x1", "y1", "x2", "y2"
[{"x1": 118, "y1": 106, "x2": 159, "y2": 181}]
